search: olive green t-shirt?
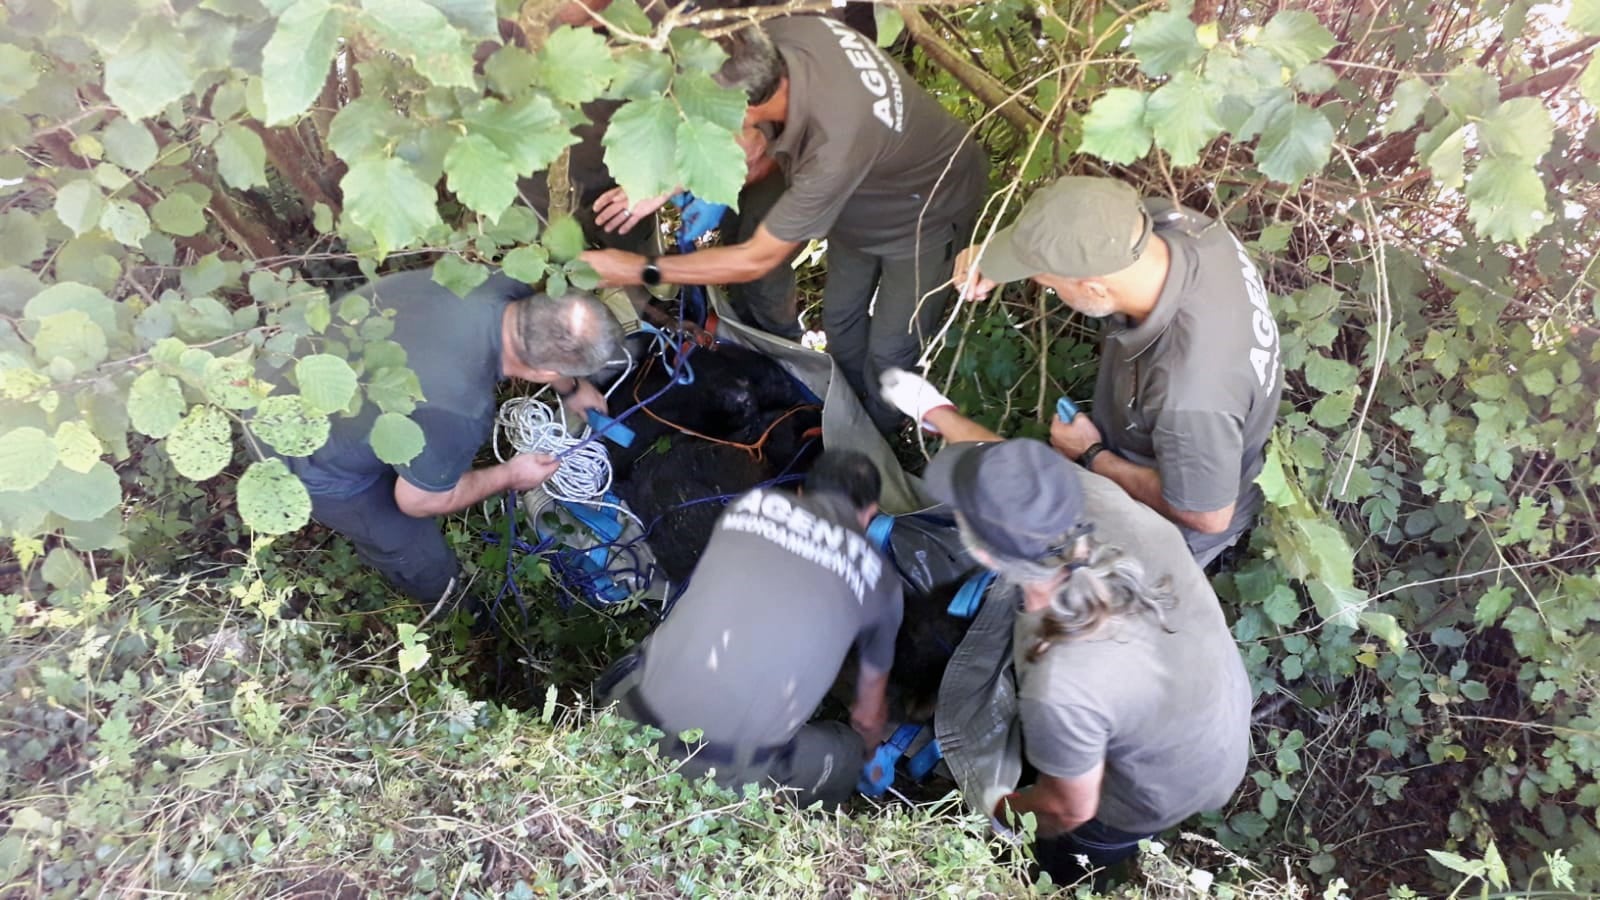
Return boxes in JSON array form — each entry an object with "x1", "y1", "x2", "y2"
[
  {"x1": 637, "y1": 488, "x2": 903, "y2": 750},
  {"x1": 760, "y1": 15, "x2": 986, "y2": 257},
  {"x1": 1011, "y1": 470, "x2": 1252, "y2": 834},
  {"x1": 1089, "y1": 203, "x2": 1284, "y2": 563}
]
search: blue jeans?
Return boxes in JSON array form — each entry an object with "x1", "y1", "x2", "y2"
[{"x1": 1033, "y1": 818, "x2": 1152, "y2": 889}]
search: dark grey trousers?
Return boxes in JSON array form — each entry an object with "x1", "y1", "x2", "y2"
[
  {"x1": 722, "y1": 170, "x2": 803, "y2": 340},
  {"x1": 308, "y1": 473, "x2": 458, "y2": 605},
  {"x1": 824, "y1": 222, "x2": 967, "y2": 431},
  {"x1": 604, "y1": 659, "x2": 863, "y2": 809}
]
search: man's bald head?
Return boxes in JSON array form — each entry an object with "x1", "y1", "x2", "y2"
[{"x1": 511, "y1": 291, "x2": 624, "y2": 376}]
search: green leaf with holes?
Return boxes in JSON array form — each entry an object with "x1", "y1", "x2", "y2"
[
  {"x1": 1080, "y1": 89, "x2": 1152, "y2": 165},
  {"x1": 237, "y1": 458, "x2": 313, "y2": 534},
  {"x1": 166, "y1": 405, "x2": 233, "y2": 480},
  {"x1": 341, "y1": 157, "x2": 443, "y2": 257},
  {"x1": 295, "y1": 354, "x2": 359, "y2": 415},
  {"x1": 263, "y1": 0, "x2": 343, "y2": 124},
  {"x1": 0, "y1": 427, "x2": 59, "y2": 492},
  {"x1": 443, "y1": 134, "x2": 518, "y2": 222},
  {"x1": 370, "y1": 412, "x2": 425, "y2": 464},
  {"x1": 250, "y1": 394, "x2": 330, "y2": 457},
  {"x1": 128, "y1": 370, "x2": 187, "y2": 438}
]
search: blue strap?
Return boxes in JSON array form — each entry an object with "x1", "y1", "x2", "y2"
[
  {"x1": 947, "y1": 570, "x2": 997, "y2": 619},
  {"x1": 865, "y1": 514, "x2": 895, "y2": 551},
  {"x1": 857, "y1": 723, "x2": 924, "y2": 796},
  {"x1": 559, "y1": 493, "x2": 625, "y2": 545},
  {"x1": 906, "y1": 738, "x2": 943, "y2": 781}
]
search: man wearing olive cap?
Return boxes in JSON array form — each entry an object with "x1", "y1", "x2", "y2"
[
  {"x1": 953, "y1": 176, "x2": 1283, "y2": 566},
  {"x1": 871, "y1": 384, "x2": 1251, "y2": 886}
]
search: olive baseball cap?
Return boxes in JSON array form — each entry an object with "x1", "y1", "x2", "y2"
[
  {"x1": 976, "y1": 177, "x2": 1153, "y2": 283},
  {"x1": 923, "y1": 439, "x2": 1085, "y2": 561}
]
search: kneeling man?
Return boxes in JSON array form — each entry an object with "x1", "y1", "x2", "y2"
[{"x1": 602, "y1": 450, "x2": 902, "y2": 808}]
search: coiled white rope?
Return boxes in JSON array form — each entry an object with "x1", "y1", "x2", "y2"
[{"x1": 494, "y1": 396, "x2": 614, "y2": 502}]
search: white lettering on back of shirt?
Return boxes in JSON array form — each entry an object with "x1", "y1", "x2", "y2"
[
  {"x1": 1231, "y1": 235, "x2": 1280, "y2": 393},
  {"x1": 820, "y1": 17, "x2": 904, "y2": 132},
  {"x1": 719, "y1": 489, "x2": 884, "y2": 602}
]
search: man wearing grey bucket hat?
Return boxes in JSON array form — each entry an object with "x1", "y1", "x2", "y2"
[
  {"x1": 951, "y1": 176, "x2": 1283, "y2": 567},
  {"x1": 878, "y1": 375, "x2": 1251, "y2": 887}
]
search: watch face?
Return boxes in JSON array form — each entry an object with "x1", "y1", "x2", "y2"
[{"x1": 642, "y1": 263, "x2": 662, "y2": 286}]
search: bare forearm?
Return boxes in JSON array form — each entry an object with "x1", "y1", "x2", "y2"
[
  {"x1": 398, "y1": 463, "x2": 519, "y2": 517},
  {"x1": 658, "y1": 244, "x2": 783, "y2": 285},
  {"x1": 1086, "y1": 451, "x2": 1168, "y2": 515},
  {"x1": 1087, "y1": 451, "x2": 1232, "y2": 533},
  {"x1": 996, "y1": 787, "x2": 1090, "y2": 838},
  {"x1": 924, "y1": 407, "x2": 1004, "y2": 443}
]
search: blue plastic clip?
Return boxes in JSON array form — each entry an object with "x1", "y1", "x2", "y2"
[
  {"x1": 562, "y1": 493, "x2": 625, "y2": 545},
  {"x1": 906, "y1": 738, "x2": 943, "y2": 780},
  {"x1": 865, "y1": 514, "x2": 895, "y2": 551},
  {"x1": 1056, "y1": 396, "x2": 1080, "y2": 422},
  {"x1": 947, "y1": 570, "x2": 997, "y2": 620},
  {"x1": 858, "y1": 723, "x2": 923, "y2": 796},
  {"x1": 586, "y1": 409, "x2": 635, "y2": 448}
]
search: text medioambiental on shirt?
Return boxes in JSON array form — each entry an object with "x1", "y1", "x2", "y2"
[
  {"x1": 820, "y1": 17, "x2": 905, "y2": 132},
  {"x1": 721, "y1": 490, "x2": 884, "y2": 603}
]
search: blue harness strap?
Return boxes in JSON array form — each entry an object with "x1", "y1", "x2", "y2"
[
  {"x1": 947, "y1": 570, "x2": 997, "y2": 620},
  {"x1": 865, "y1": 513, "x2": 896, "y2": 551},
  {"x1": 858, "y1": 723, "x2": 923, "y2": 796}
]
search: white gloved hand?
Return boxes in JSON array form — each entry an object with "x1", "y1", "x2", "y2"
[{"x1": 879, "y1": 368, "x2": 956, "y2": 430}]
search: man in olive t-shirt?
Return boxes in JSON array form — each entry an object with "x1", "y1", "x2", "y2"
[
  {"x1": 955, "y1": 177, "x2": 1283, "y2": 566},
  {"x1": 259, "y1": 271, "x2": 622, "y2": 608},
  {"x1": 581, "y1": 15, "x2": 987, "y2": 431},
  {"x1": 601, "y1": 451, "x2": 903, "y2": 808}
]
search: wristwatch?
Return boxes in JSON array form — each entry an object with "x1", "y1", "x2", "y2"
[
  {"x1": 640, "y1": 256, "x2": 662, "y2": 287},
  {"x1": 1077, "y1": 442, "x2": 1107, "y2": 470}
]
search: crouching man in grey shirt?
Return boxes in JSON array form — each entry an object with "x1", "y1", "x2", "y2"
[{"x1": 600, "y1": 449, "x2": 903, "y2": 808}]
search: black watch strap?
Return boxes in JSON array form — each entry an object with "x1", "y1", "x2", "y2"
[{"x1": 1077, "y1": 442, "x2": 1107, "y2": 470}]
